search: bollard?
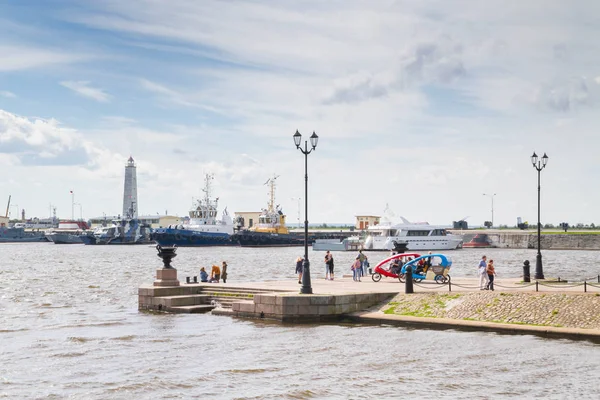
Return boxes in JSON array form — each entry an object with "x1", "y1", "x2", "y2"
[
  {"x1": 186, "y1": 276, "x2": 191, "y2": 284},
  {"x1": 193, "y1": 276, "x2": 198, "y2": 283},
  {"x1": 405, "y1": 266, "x2": 414, "y2": 294},
  {"x1": 523, "y1": 260, "x2": 531, "y2": 283},
  {"x1": 584, "y1": 281, "x2": 587, "y2": 293},
  {"x1": 535, "y1": 281, "x2": 539, "y2": 292}
]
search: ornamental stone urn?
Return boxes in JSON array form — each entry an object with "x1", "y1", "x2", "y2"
[
  {"x1": 154, "y1": 244, "x2": 180, "y2": 287},
  {"x1": 156, "y1": 244, "x2": 177, "y2": 268}
]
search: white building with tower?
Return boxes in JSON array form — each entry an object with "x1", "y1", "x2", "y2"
[{"x1": 122, "y1": 156, "x2": 138, "y2": 219}]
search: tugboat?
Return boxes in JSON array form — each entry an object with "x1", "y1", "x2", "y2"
[
  {"x1": 151, "y1": 174, "x2": 235, "y2": 247},
  {"x1": 231, "y1": 176, "x2": 311, "y2": 247}
]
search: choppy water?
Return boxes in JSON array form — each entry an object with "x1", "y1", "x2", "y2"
[{"x1": 1, "y1": 243, "x2": 599, "y2": 399}]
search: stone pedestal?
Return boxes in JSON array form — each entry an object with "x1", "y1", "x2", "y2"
[{"x1": 154, "y1": 268, "x2": 180, "y2": 287}]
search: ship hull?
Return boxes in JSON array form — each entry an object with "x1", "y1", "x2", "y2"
[
  {"x1": 46, "y1": 233, "x2": 83, "y2": 244},
  {"x1": 0, "y1": 236, "x2": 49, "y2": 243},
  {"x1": 0, "y1": 228, "x2": 49, "y2": 243},
  {"x1": 232, "y1": 231, "x2": 314, "y2": 247},
  {"x1": 152, "y1": 228, "x2": 235, "y2": 247},
  {"x1": 80, "y1": 235, "x2": 154, "y2": 245}
]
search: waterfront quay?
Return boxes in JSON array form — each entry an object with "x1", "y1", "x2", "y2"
[{"x1": 139, "y1": 274, "x2": 600, "y2": 342}]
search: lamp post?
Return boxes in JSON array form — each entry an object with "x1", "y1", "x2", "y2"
[
  {"x1": 531, "y1": 152, "x2": 548, "y2": 280},
  {"x1": 293, "y1": 130, "x2": 318, "y2": 294},
  {"x1": 482, "y1": 193, "x2": 496, "y2": 228}
]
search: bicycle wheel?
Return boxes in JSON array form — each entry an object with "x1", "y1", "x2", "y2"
[
  {"x1": 398, "y1": 273, "x2": 406, "y2": 283},
  {"x1": 371, "y1": 272, "x2": 382, "y2": 282}
]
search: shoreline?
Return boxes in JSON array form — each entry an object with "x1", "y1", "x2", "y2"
[
  {"x1": 344, "y1": 311, "x2": 600, "y2": 343},
  {"x1": 140, "y1": 276, "x2": 600, "y2": 342}
]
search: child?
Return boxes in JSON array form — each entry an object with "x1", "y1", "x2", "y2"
[{"x1": 352, "y1": 257, "x2": 362, "y2": 282}]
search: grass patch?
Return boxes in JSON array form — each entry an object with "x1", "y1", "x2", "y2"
[{"x1": 383, "y1": 306, "x2": 397, "y2": 314}]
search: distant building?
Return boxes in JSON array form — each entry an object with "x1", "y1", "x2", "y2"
[
  {"x1": 122, "y1": 156, "x2": 138, "y2": 219},
  {"x1": 234, "y1": 211, "x2": 261, "y2": 229},
  {"x1": 0, "y1": 216, "x2": 8, "y2": 227},
  {"x1": 355, "y1": 215, "x2": 380, "y2": 230}
]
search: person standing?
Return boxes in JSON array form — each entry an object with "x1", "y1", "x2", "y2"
[
  {"x1": 221, "y1": 261, "x2": 228, "y2": 284},
  {"x1": 486, "y1": 259, "x2": 496, "y2": 291},
  {"x1": 357, "y1": 250, "x2": 366, "y2": 278},
  {"x1": 324, "y1": 251, "x2": 331, "y2": 280},
  {"x1": 478, "y1": 255, "x2": 489, "y2": 290},
  {"x1": 325, "y1": 251, "x2": 334, "y2": 280},
  {"x1": 352, "y1": 257, "x2": 362, "y2": 282},
  {"x1": 295, "y1": 256, "x2": 304, "y2": 284}
]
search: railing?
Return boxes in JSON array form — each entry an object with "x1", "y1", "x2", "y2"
[{"x1": 407, "y1": 275, "x2": 600, "y2": 293}]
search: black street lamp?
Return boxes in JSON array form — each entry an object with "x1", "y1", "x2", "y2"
[
  {"x1": 531, "y1": 152, "x2": 549, "y2": 280},
  {"x1": 293, "y1": 130, "x2": 318, "y2": 294}
]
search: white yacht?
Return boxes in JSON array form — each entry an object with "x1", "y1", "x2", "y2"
[{"x1": 364, "y1": 223, "x2": 463, "y2": 251}]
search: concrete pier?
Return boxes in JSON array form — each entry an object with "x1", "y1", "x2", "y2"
[{"x1": 139, "y1": 275, "x2": 600, "y2": 341}]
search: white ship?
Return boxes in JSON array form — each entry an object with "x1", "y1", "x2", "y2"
[{"x1": 364, "y1": 219, "x2": 463, "y2": 251}]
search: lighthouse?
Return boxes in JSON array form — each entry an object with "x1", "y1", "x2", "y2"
[{"x1": 122, "y1": 156, "x2": 138, "y2": 219}]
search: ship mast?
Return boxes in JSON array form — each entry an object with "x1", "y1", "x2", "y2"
[
  {"x1": 5, "y1": 195, "x2": 10, "y2": 218},
  {"x1": 265, "y1": 175, "x2": 279, "y2": 212},
  {"x1": 201, "y1": 173, "x2": 214, "y2": 205}
]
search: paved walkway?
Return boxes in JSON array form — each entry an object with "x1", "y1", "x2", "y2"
[{"x1": 207, "y1": 275, "x2": 600, "y2": 295}]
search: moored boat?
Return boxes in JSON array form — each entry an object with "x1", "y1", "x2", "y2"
[
  {"x1": 151, "y1": 174, "x2": 235, "y2": 247},
  {"x1": 462, "y1": 233, "x2": 493, "y2": 248},
  {"x1": 45, "y1": 220, "x2": 89, "y2": 244},
  {"x1": 231, "y1": 176, "x2": 310, "y2": 247},
  {"x1": 364, "y1": 222, "x2": 463, "y2": 251},
  {"x1": 312, "y1": 236, "x2": 363, "y2": 251},
  {"x1": 0, "y1": 226, "x2": 49, "y2": 243},
  {"x1": 81, "y1": 218, "x2": 153, "y2": 245}
]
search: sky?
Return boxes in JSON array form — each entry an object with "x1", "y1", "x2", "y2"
[{"x1": 1, "y1": 0, "x2": 599, "y2": 227}]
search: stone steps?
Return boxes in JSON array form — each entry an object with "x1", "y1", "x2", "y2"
[
  {"x1": 169, "y1": 305, "x2": 215, "y2": 314},
  {"x1": 143, "y1": 285, "x2": 284, "y2": 313},
  {"x1": 154, "y1": 294, "x2": 212, "y2": 307}
]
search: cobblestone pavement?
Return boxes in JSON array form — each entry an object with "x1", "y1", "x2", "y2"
[{"x1": 382, "y1": 292, "x2": 600, "y2": 329}]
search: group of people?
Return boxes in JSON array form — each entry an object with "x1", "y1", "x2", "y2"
[
  {"x1": 351, "y1": 250, "x2": 369, "y2": 282},
  {"x1": 294, "y1": 250, "x2": 368, "y2": 283},
  {"x1": 478, "y1": 255, "x2": 496, "y2": 290},
  {"x1": 200, "y1": 261, "x2": 228, "y2": 283}
]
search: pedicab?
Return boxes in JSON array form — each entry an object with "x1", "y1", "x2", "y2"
[
  {"x1": 398, "y1": 253, "x2": 452, "y2": 284},
  {"x1": 371, "y1": 253, "x2": 422, "y2": 282}
]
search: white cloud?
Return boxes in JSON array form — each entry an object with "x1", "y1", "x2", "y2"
[
  {"x1": 0, "y1": 90, "x2": 16, "y2": 98},
  {"x1": 60, "y1": 81, "x2": 111, "y2": 102},
  {"x1": 0, "y1": 45, "x2": 91, "y2": 71},
  {"x1": 3, "y1": 1, "x2": 600, "y2": 225}
]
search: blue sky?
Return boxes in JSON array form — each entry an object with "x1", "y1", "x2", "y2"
[{"x1": 1, "y1": 0, "x2": 599, "y2": 226}]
